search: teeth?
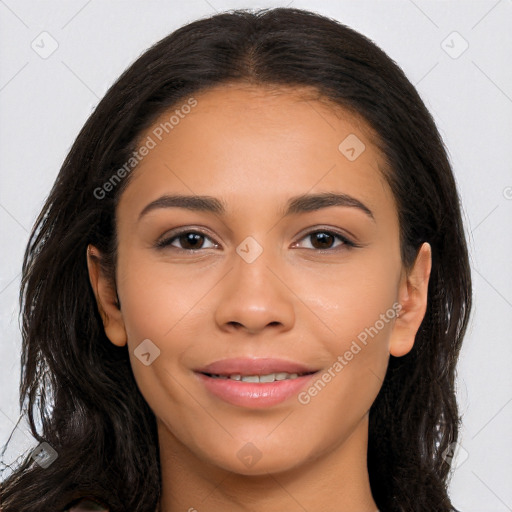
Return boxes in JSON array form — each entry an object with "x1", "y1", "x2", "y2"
[
  {"x1": 241, "y1": 375, "x2": 260, "y2": 383},
  {"x1": 209, "y1": 372, "x2": 302, "y2": 382}
]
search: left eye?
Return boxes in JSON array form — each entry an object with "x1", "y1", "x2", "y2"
[{"x1": 294, "y1": 230, "x2": 354, "y2": 250}]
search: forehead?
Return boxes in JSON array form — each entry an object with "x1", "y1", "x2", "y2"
[{"x1": 120, "y1": 83, "x2": 394, "y2": 222}]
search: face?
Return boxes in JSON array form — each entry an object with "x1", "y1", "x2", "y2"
[{"x1": 89, "y1": 84, "x2": 430, "y2": 476}]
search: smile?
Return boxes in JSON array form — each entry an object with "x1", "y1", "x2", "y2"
[
  {"x1": 195, "y1": 370, "x2": 318, "y2": 408},
  {"x1": 204, "y1": 371, "x2": 312, "y2": 382}
]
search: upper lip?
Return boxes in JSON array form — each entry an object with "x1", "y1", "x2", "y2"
[{"x1": 195, "y1": 357, "x2": 319, "y2": 376}]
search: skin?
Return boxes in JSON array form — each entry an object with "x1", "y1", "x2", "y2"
[{"x1": 87, "y1": 83, "x2": 431, "y2": 512}]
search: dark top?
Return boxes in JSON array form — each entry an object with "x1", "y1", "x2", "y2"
[{"x1": 64, "y1": 499, "x2": 109, "y2": 511}]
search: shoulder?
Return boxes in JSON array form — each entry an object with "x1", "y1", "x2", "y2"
[{"x1": 64, "y1": 499, "x2": 109, "y2": 511}]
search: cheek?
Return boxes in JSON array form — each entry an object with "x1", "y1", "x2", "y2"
[
  {"x1": 291, "y1": 250, "x2": 400, "y2": 406},
  {"x1": 115, "y1": 251, "x2": 225, "y2": 402},
  {"x1": 116, "y1": 256, "x2": 201, "y2": 428},
  {"x1": 116, "y1": 251, "x2": 214, "y2": 345},
  {"x1": 298, "y1": 286, "x2": 395, "y2": 412},
  {"x1": 294, "y1": 249, "x2": 401, "y2": 343},
  {"x1": 293, "y1": 268, "x2": 398, "y2": 444}
]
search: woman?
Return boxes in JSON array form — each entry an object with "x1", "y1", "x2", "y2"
[{"x1": 0, "y1": 7, "x2": 471, "y2": 512}]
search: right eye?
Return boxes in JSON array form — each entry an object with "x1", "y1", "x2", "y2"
[{"x1": 155, "y1": 229, "x2": 219, "y2": 251}]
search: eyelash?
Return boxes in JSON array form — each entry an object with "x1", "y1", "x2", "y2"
[{"x1": 155, "y1": 227, "x2": 359, "y2": 252}]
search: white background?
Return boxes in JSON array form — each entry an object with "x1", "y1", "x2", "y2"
[{"x1": 0, "y1": 1, "x2": 511, "y2": 510}]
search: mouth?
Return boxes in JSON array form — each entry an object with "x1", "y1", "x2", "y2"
[
  {"x1": 193, "y1": 358, "x2": 320, "y2": 408},
  {"x1": 201, "y1": 371, "x2": 317, "y2": 383}
]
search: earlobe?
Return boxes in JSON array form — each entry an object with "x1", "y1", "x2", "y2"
[
  {"x1": 86, "y1": 244, "x2": 127, "y2": 347},
  {"x1": 389, "y1": 242, "x2": 432, "y2": 357}
]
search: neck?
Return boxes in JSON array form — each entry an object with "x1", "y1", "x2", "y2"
[{"x1": 157, "y1": 414, "x2": 379, "y2": 512}]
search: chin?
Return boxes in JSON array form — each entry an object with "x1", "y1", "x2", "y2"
[{"x1": 200, "y1": 441, "x2": 312, "y2": 477}]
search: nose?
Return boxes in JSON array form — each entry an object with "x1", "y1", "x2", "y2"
[{"x1": 214, "y1": 248, "x2": 296, "y2": 336}]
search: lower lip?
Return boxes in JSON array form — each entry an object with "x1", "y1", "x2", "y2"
[{"x1": 195, "y1": 372, "x2": 318, "y2": 408}]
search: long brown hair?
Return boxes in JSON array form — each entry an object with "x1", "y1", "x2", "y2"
[{"x1": 1, "y1": 8, "x2": 471, "y2": 511}]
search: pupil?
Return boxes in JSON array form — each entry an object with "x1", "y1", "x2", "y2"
[
  {"x1": 181, "y1": 233, "x2": 203, "y2": 249},
  {"x1": 312, "y1": 232, "x2": 333, "y2": 249}
]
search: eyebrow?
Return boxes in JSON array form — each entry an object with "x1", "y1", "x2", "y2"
[{"x1": 138, "y1": 192, "x2": 375, "y2": 222}]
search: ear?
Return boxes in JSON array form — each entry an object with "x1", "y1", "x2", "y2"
[
  {"x1": 86, "y1": 244, "x2": 127, "y2": 347},
  {"x1": 390, "y1": 242, "x2": 432, "y2": 357}
]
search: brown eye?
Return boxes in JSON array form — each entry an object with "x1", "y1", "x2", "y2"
[
  {"x1": 156, "y1": 230, "x2": 217, "y2": 251},
  {"x1": 177, "y1": 232, "x2": 206, "y2": 250},
  {"x1": 295, "y1": 230, "x2": 355, "y2": 251},
  {"x1": 310, "y1": 232, "x2": 336, "y2": 249}
]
